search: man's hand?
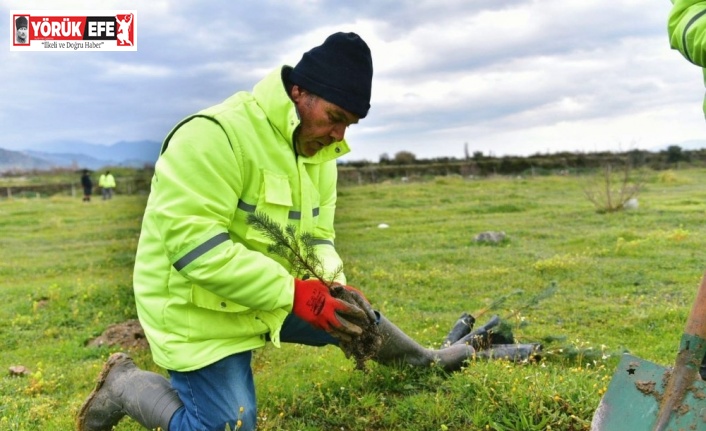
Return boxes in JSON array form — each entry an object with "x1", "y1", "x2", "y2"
[
  {"x1": 293, "y1": 278, "x2": 366, "y2": 341},
  {"x1": 338, "y1": 284, "x2": 376, "y2": 324}
]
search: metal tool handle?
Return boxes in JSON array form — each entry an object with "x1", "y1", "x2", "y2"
[
  {"x1": 684, "y1": 272, "x2": 706, "y2": 338},
  {"x1": 653, "y1": 272, "x2": 706, "y2": 431}
]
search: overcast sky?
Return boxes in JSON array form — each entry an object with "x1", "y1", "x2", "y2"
[{"x1": 2, "y1": 0, "x2": 704, "y2": 161}]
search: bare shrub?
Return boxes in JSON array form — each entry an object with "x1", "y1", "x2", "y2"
[{"x1": 583, "y1": 160, "x2": 646, "y2": 213}]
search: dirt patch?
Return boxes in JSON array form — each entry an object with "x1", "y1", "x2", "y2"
[
  {"x1": 86, "y1": 319, "x2": 149, "y2": 351},
  {"x1": 635, "y1": 380, "x2": 658, "y2": 397}
]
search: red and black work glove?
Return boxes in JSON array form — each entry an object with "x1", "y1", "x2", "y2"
[{"x1": 293, "y1": 278, "x2": 366, "y2": 341}]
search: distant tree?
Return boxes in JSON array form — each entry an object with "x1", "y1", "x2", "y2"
[
  {"x1": 340, "y1": 159, "x2": 370, "y2": 168},
  {"x1": 464, "y1": 142, "x2": 470, "y2": 160},
  {"x1": 626, "y1": 150, "x2": 649, "y2": 167},
  {"x1": 473, "y1": 151, "x2": 484, "y2": 161},
  {"x1": 394, "y1": 151, "x2": 416, "y2": 164},
  {"x1": 379, "y1": 153, "x2": 391, "y2": 164},
  {"x1": 665, "y1": 145, "x2": 685, "y2": 164}
]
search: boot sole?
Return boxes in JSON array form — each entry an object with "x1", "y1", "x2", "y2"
[{"x1": 75, "y1": 352, "x2": 131, "y2": 431}]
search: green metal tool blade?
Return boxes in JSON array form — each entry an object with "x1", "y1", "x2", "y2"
[{"x1": 591, "y1": 354, "x2": 706, "y2": 431}]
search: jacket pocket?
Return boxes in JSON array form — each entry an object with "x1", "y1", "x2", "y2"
[
  {"x1": 245, "y1": 170, "x2": 292, "y2": 244},
  {"x1": 190, "y1": 284, "x2": 250, "y2": 313}
]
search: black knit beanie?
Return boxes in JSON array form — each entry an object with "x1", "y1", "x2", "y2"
[{"x1": 289, "y1": 32, "x2": 373, "y2": 118}]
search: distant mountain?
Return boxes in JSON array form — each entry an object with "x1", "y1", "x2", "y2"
[
  {"x1": 0, "y1": 148, "x2": 55, "y2": 172},
  {"x1": 27, "y1": 140, "x2": 162, "y2": 163},
  {"x1": 21, "y1": 150, "x2": 112, "y2": 170},
  {"x1": 0, "y1": 140, "x2": 162, "y2": 172}
]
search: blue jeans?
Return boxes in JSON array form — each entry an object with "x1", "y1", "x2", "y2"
[{"x1": 166, "y1": 314, "x2": 338, "y2": 431}]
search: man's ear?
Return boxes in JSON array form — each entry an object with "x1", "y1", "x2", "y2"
[{"x1": 291, "y1": 85, "x2": 304, "y2": 103}]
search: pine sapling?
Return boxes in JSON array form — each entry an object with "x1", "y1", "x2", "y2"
[{"x1": 246, "y1": 212, "x2": 381, "y2": 370}]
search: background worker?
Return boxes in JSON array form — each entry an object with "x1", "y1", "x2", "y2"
[
  {"x1": 80, "y1": 169, "x2": 92, "y2": 202},
  {"x1": 98, "y1": 170, "x2": 116, "y2": 200}
]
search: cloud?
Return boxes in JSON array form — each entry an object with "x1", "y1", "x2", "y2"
[
  {"x1": 0, "y1": 0, "x2": 702, "y2": 161},
  {"x1": 98, "y1": 61, "x2": 172, "y2": 78}
]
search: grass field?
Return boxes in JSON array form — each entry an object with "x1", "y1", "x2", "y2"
[{"x1": 2, "y1": 168, "x2": 706, "y2": 430}]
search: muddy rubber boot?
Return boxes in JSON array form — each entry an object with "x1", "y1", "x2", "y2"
[
  {"x1": 440, "y1": 312, "x2": 475, "y2": 348},
  {"x1": 472, "y1": 343, "x2": 543, "y2": 362},
  {"x1": 452, "y1": 314, "x2": 506, "y2": 350},
  {"x1": 76, "y1": 352, "x2": 183, "y2": 431},
  {"x1": 372, "y1": 314, "x2": 476, "y2": 372}
]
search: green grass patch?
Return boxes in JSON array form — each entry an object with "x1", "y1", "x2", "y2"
[{"x1": 3, "y1": 169, "x2": 706, "y2": 430}]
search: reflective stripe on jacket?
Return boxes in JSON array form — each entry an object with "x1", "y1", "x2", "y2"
[
  {"x1": 133, "y1": 66, "x2": 350, "y2": 371},
  {"x1": 668, "y1": 0, "x2": 706, "y2": 115}
]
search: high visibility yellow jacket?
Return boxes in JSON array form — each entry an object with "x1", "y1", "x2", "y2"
[
  {"x1": 99, "y1": 174, "x2": 116, "y2": 188},
  {"x1": 134, "y1": 67, "x2": 350, "y2": 371},
  {"x1": 668, "y1": 0, "x2": 706, "y2": 115}
]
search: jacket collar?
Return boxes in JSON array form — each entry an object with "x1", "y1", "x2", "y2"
[{"x1": 252, "y1": 66, "x2": 350, "y2": 164}]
